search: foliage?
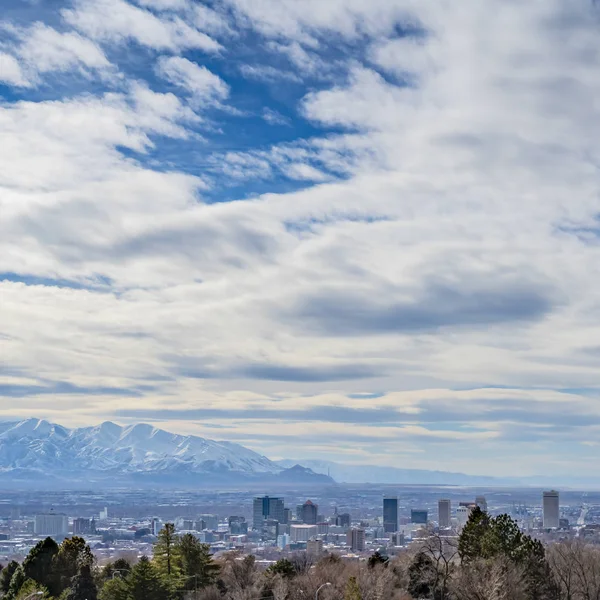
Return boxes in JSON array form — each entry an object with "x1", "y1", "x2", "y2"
[
  {"x1": 100, "y1": 559, "x2": 132, "y2": 582},
  {"x1": 153, "y1": 523, "x2": 179, "y2": 578},
  {"x1": 126, "y1": 556, "x2": 170, "y2": 600},
  {"x1": 174, "y1": 533, "x2": 219, "y2": 590},
  {"x1": 267, "y1": 559, "x2": 296, "y2": 580},
  {"x1": 457, "y1": 507, "x2": 491, "y2": 564},
  {"x1": 98, "y1": 575, "x2": 129, "y2": 600},
  {"x1": 55, "y1": 536, "x2": 95, "y2": 594},
  {"x1": 64, "y1": 565, "x2": 98, "y2": 600},
  {"x1": 1, "y1": 561, "x2": 19, "y2": 594},
  {"x1": 408, "y1": 552, "x2": 437, "y2": 599},
  {"x1": 22, "y1": 538, "x2": 60, "y2": 597},
  {"x1": 368, "y1": 552, "x2": 389, "y2": 569}
]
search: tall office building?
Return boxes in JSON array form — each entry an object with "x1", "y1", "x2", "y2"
[
  {"x1": 199, "y1": 514, "x2": 219, "y2": 530},
  {"x1": 543, "y1": 491, "x2": 560, "y2": 529},
  {"x1": 456, "y1": 506, "x2": 474, "y2": 528},
  {"x1": 476, "y1": 496, "x2": 488, "y2": 512},
  {"x1": 301, "y1": 500, "x2": 318, "y2": 525},
  {"x1": 336, "y1": 513, "x2": 351, "y2": 528},
  {"x1": 438, "y1": 499, "x2": 451, "y2": 528},
  {"x1": 253, "y1": 496, "x2": 285, "y2": 530},
  {"x1": 290, "y1": 524, "x2": 318, "y2": 542},
  {"x1": 383, "y1": 497, "x2": 399, "y2": 533},
  {"x1": 411, "y1": 509, "x2": 428, "y2": 524},
  {"x1": 347, "y1": 527, "x2": 366, "y2": 552},
  {"x1": 34, "y1": 512, "x2": 69, "y2": 537},
  {"x1": 72, "y1": 518, "x2": 92, "y2": 535}
]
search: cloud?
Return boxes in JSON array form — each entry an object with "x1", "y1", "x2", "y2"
[
  {"x1": 0, "y1": 52, "x2": 29, "y2": 87},
  {"x1": 62, "y1": 0, "x2": 221, "y2": 52},
  {"x1": 156, "y1": 56, "x2": 229, "y2": 106},
  {"x1": 262, "y1": 108, "x2": 290, "y2": 126}
]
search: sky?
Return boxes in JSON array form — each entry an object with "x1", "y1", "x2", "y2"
[{"x1": 2, "y1": 0, "x2": 600, "y2": 478}]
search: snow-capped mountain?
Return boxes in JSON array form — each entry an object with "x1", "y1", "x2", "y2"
[{"x1": 0, "y1": 419, "x2": 332, "y2": 488}]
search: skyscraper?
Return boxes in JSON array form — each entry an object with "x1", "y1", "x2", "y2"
[
  {"x1": 476, "y1": 496, "x2": 488, "y2": 512},
  {"x1": 543, "y1": 490, "x2": 559, "y2": 529},
  {"x1": 301, "y1": 500, "x2": 318, "y2": 525},
  {"x1": 411, "y1": 509, "x2": 428, "y2": 524},
  {"x1": 347, "y1": 527, "x2": 366, "y2": 551},
  {"x1": 383, "y1": 496, "x2": 399, "y2": 533},
  {"x1": 438, "y1": 499, "x2": 451, "y2": 528},
  {"x1": 253, "y1": 496, "x2": 285, "y2": 530}
]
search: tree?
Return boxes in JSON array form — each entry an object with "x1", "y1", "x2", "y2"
[
  {"x1": 1, "y1": 561, "x2": 19, "y2": 594},
  {"x1": 100, "y1": 558, "x2": 132, "y2": 582},
  {"x1": 368, "y1": 552, "x2": 389, "y2": 569},
  {"x1": 65, "y1": 565, "x2": 98, "y2": 600},
  {"x1": 408, "y1": 552, "x2": 437, "y2": 599},
  {"x1": 22, "y1": 537, "x2": 60, "y2": 596},
  {"x1": 174, "y1": 534, "x2": 219, "y2": 590},
  {"x1": 267, "y1": 559, "x2": 296, "y2": 580},
  {"x1": 55, "y1": 536, "x2": 95, "y2": 594},
  {"x1": 458, "y1": 508, "x2": 490, "y2": 564},
  {"x1": 4, "y1": 566, "x2": 26, "y2": 600},
  {"x1": 126, "y1": 556, "x2": 170, "y2": 600},
  {"x1": 98, "y1": 576, "x2": 129, "y2": 600},
  {"x1": 153, "y1": 523, "x2": 179, "y2": 578},
  {"x1": 345, "y1": 576, "x2": 361, "y2": 600}
]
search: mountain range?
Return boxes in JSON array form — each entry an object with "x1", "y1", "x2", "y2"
[{"x1": 0, "y1": 419, "x2": 333, "y2": 489}]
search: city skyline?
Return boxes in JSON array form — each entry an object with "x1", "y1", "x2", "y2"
[{"x1": 3, "y1": 0, "x2": 600, "y2": 477}]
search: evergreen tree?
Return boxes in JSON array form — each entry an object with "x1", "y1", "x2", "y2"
[
  {"x1": 368, "y1": 551, "x2": 389, "y2": 569},
  {"x1": 126, "y1": 556, "x2": 169, "y2": 600},
  {"x1": 266, "y1": 559, "x2": 295, "y2": 580},
  {"x1": 22, "y1": 537, "x2": 60, "y2": 596},
  {"x1": 345, "y1": 576, "x2": 361, "y2": 600},
  {"x1": 153, "y1": 523, "x2": 179, "y2": 578},
  {"x1": 4, "y1": 566, "x2": 26, "y2": 600},
  {"x1": 1, "y1": 561, "x2": 19, "y2": 594},
  {"x1": 98, "y1": 576, "x2": 128, "y2": 600},
  {"x1": 174, "y1": 534, "x2": 219, "y2": 590},
  {"x1": 408, "y1": 552, "x2": 437, "y2": 599},
  {"x1": 55, "y1": 536, "x2": 95, "y2": 594},
  {"x1": 65, "y1": 565, "x2": 98, "y2": 600},
  {"x1": 100, "y1": 558, "x2": 132, "y2": 582},
  {"x1": 457, "y1": 507, "x2": 490, "y2": 563}
]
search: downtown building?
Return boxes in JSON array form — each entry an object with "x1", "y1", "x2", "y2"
[
  {"x1": 383, "y1": 496, "x2": 399, "y2": 533},
  {"x1": 438, "y1": 499, "x2": 451, "y2": 528},
  {"x1": 543, "y1": 490, "x2": 560, "y2": 529},
  {"x1": 253, "y1": 496, "x2": 285, "y2": 530}
]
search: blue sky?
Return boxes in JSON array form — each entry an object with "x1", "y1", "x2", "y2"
[{"x1": 2, "y1": 0, "x2": 600, "y2": 478}]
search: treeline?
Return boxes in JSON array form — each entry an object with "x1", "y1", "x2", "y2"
[{"x1": 3, "y1": 511, "x2": 600, "y2": 600}]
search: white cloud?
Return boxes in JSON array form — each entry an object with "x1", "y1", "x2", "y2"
[
  {"x1": 18, "y1": 23, "x2": 111, "y2": 75},
  {"x1": 262, "y1": 107, "x2": 291, "y2": 126},
  {"x1": 0, "y1": 52, "x2": 29, "y2": 87},
  {"x1": 156, "y1": 56, "x2": 229, "y2": 106},
  {"x1": 62, "y1": 0, "x2": 221, "y2": 52},
  {"x1": 5, "y1": 0, "x2": 600, "y2": 475}
]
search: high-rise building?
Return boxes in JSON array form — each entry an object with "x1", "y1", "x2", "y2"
[
  {"x1": 383, "y1": 497, "x2": 399, "y2": 533},
  {"x1": 253, "y1": 496, "x2": 285, "y2": 530},
  {"x1": 336, "y1": 513, "x2": 351, "y2": 528},
  {"x1": 456, "y1": 506, "x2": 473, "y2": 528},
  {"x1": 347, "y1": 527, "x2": 366, "y2": 552},
  {"x1": 72, "y1": 518, "x2": 92, "y2": 535},
  {"x1": 411, "y1": 509, "x2": 428, "y2": 524},
  {"x1": 283, "y1": 508, "x2": 292, "y2": 525},
  {"x1": 543, "y1": 491, "x2": 560, "y2": 529},
  {"x1": 301, "y1": 500, "x2": 318, "y2": 525},
  {"x1": 307, "y1": 538, "x2": 324, "y2": 556},
  {"x1": 199, "y1": 514, "x2": 219, "y2": 530},
  {"x1": 438, "y1": 499, "x2": 451, "y2": 528},
  {"x1": 290, "y1": 524, "x2": 318, "y2": 542},
  {"x1": 34, "y1": 512, "x2": 69, "y2": 537},
  {"x1": 151, "y1": 517, "x2": 161, "y2": 536},
  {"x1": 476, "y1": 496, "x2": 488, "y2": 512}
]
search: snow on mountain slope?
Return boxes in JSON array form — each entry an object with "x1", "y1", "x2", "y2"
[{"x1": 0, "y1": 418, "x2": 280, "y2": 476}]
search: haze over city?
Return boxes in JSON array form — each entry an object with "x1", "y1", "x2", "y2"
[{"x1": 2, "y1": 0, "x2": 600, "y2": 483}]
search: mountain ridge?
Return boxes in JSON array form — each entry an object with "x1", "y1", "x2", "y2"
[{"x1": 0, "y1": 418, "x2": 333, "y2": 489}]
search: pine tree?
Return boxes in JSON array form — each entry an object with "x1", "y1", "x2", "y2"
[
  {"x1": 22, "y1": 537, "x2": 60, "y2": 596},
  {"x1": 153, "y1": 523, "x2": 179, "y2": 578},
  {"x1": 266, "y1": 559, "x2": 295, "y2": 580},
  {"x1": 126, "y1": 555, "x2": 170, "y2": 600},
  {"x1": 65, "y1": 565, "x2": 98, "y2": 600},
  {"x1": 4, "y1": 565, "x2": 26, "y2": 600},
  {"x1": 408, "y1": 552, "x2": 437, "y2": 599},
  {"x1": 1, "y1": 561, "x2": 19, "y2": 594},
  {"x1": 98, "y1": 575, "x2": 128, "y2": 600},
  {"x1": 174, "y1": 533, "x2": 220, "y2": 590},
  {"x1": 55, "y1": 536, "x2": 95, "y2": 594},
  {"x1": 458, "y1": 507, "x2": 490, "y2": 563}
]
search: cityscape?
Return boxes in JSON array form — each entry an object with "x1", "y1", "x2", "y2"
[{"x1": 0, "y1": 485, "x2": 596, "y2": 567}]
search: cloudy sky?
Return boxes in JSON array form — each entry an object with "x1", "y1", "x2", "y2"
[{"x1": 2, "y1": 0, "x2": 600, "y2": 477}]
